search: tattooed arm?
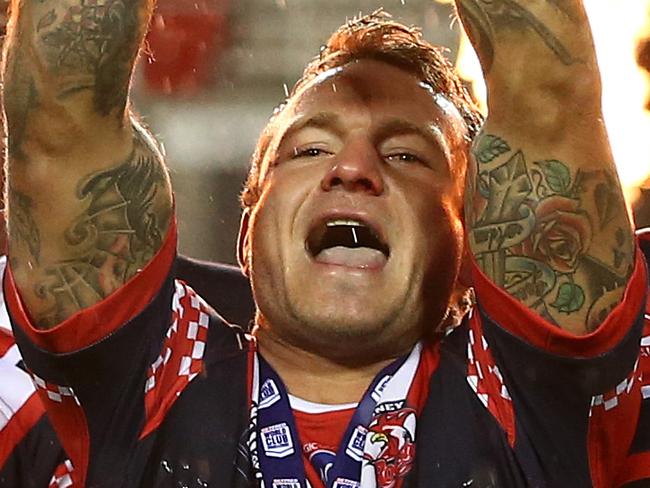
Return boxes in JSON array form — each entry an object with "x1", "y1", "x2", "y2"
[
  {"x1": 2, "y1": 0, "x2": 173, "y2": 329},
  {"x1": 455, "y1": 0, "x2": 635, "y2": 334}
]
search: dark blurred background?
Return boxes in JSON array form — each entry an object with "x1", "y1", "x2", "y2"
[{"x1": 1, "y1": 0, "x2": 649, "y2": 264}]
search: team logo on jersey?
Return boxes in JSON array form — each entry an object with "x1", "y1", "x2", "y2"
[
  {"x1": 332, "y1": 477, "x2": 360, "y2": 488},
  {"x1": 364, "y1": 407, "x2": 417, "y2": 488},
  {"x1": 272, "y1": 478, "x2": 301, "y2": 488},
  {"x1": 345, "y1": 425, "x2": 368, "y2": 462},
  {"x1": 261, "y1": 422, "x2": 295, "y2": 458},
  {"x1": 259, "y1": 378, "x2": 281, "y2": 409}
]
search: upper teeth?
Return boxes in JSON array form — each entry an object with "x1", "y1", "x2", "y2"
[{"x1": 326, "y1": 219, "x2": 365, "y2": 227}]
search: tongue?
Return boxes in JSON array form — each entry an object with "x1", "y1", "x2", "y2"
[{"x1": 315, "y1": 246, "x2": 387, "y2": 269}]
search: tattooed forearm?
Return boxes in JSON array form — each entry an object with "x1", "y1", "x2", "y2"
[
  {"x1": 28, "y1": 127, "x2": 171, "y2": 329},
  {"x1": 4, "y1": 2, "x2": 172, "y2": 329},
  {"x1": 454, "y1": 0, "x2": 579, "y2": 73},
  {"x1": 457, "y1": 1, "x2": 628, "y2": 333},
  {"x1": 467, "y1": 132, "x2": 634, "y2": 332}
]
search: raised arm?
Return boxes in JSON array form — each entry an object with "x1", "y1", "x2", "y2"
[
  {"x1": 3, "y1": 0, "x2": 172, "y2": 329},
  {"x1": 455, "y1": 0, "x2": 635, "y2": 334}
]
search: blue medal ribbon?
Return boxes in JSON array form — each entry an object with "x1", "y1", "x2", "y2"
[{"x1": 256, "y1": 354, "x2": 408, "y2": 488}]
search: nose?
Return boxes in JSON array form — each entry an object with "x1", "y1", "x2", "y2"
[{"x1": 320, "y1": 141, "x2": 385, "y2": 196}]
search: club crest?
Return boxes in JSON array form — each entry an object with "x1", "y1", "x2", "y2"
[
  {"x1": 345, "y1": 425, "x2": 368, "y2": 462},
  {"x1": 371, "y1": 375, "x2": 393, "y2": 402},
  {"x1": 259, "y1": 378, "x2": 282, "y2": 409},
  {"x1": 261, "y1": 422, "x2": 295, "y2": 458}
]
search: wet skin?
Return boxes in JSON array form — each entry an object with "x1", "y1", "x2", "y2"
[{"x1": 245, "y1": 59, "x2": 471, "y2": 365}]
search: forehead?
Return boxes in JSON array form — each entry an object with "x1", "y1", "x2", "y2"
[{"x1": 279, "y1": 58, "x2": 467, "y2": 139}]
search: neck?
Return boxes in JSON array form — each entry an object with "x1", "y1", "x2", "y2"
[{"x1": 255, "y1": 327, "x2": 398, "y2": 405}]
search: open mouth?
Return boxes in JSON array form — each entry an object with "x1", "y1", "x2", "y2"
[{"x1": 306, "y1": 219, "x2": 390, "y2": 269}]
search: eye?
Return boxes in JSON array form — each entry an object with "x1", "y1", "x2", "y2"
[
  {"x1": 385, "y1": 152, "x2": 424, "y2": 165},
  {"x1": 293, "y1": 147, "x2": 330, "y2": 159}
]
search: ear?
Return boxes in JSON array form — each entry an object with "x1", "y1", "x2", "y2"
[{"x1": 237, "y1": 209, "x2": 251, "y2": 277}]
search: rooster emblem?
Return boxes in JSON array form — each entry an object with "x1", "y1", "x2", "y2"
[{"x1": 363, "y1": 408, "x2": 417, "y2": 488}]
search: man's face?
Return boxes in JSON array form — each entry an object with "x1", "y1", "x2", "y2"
[{"x1": 246, "y1": 59, "x2": 469, "y2": 362}]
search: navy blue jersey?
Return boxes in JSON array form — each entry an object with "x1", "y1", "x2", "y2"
[
  {"x1": 4, "y1": 223, "x2": 649, "y2": 487},
  {"x1": 0, "y1": 253, "x2": 255, "y2": 487}
]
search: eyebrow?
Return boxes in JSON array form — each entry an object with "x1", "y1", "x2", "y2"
[
  {"x1": 280, "y1": 112, "x2": 345, "y2": 144},
  {"x1": 373, "y1": 118, "x2": 450, "y2": 160}
]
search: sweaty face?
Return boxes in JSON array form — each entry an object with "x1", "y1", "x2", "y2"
[{"x1": 247, "y1": 59, "x2": 469, "y2": 362}]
